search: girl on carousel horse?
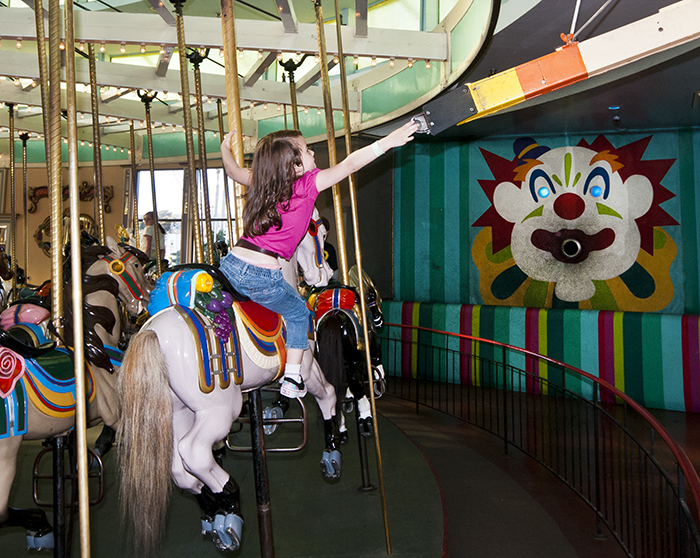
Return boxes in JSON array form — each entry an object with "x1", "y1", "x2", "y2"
[{"x1": 220, "y1": 120, "x2": 418, "y2": 399}]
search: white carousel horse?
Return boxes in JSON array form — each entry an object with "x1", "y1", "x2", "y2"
[
  {"x1": 117, "y1": 209, "x2": 337, "y2": 555},
  {"x1": 313, "y1": 265, "x2": 386, "y2": 441},
  {"x1": 0, "y1": 237, "x2": 151, "y2": 550}
]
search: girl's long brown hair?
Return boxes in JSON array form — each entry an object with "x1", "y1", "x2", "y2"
[{"x1": 243, "y1": 129, "x2": 303, "y2": 238}]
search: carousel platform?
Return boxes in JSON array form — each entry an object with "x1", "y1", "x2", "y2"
[{"x1": 1, "y1": 393, "x2": 622, "y2": 557}]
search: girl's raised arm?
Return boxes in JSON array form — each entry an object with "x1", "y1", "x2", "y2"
[
  {"x1": 221, "y1": 132, "x2": 253, "y2": 186},
  {"x1": 315, "y1": 120, "x2": 420, "y2": 192}
]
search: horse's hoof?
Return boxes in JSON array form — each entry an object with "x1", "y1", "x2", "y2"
[
  {"x1": 210, "y1": 513, "x2": 242, "y2": 552},
  {"x1": 359, "y1": 417, "x2": 373, "y2": 437},
  {"x1": 339, "y1": 429, "x2": 349, "y2": 444},
  {"x1": 342, "y1": 399, "x2": 354, "y2": 414},
  {"x1": 262, "y1": 405, "x2": 284, "y2": 435},
  {"x1": 320, "y1": 449, "x2": 342, "y2": 479},
  {"x1": 26, "y1": 529, "x2": 54, "y2": 551}
]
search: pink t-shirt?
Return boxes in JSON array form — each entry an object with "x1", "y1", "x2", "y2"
[{"x1": 241, "y1": 168, "x2": 320, "y2": 260}]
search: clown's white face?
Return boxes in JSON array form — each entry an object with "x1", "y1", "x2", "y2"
[{"x1": 492, "y1": 146, "x2": 654, "y2": 301}]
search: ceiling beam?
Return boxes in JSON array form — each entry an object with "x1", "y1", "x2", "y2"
[
  {"x1": 273, "y1": 0, "x2": 298, "y2": 34},
  {"x1": 155, "y1": 46, "x2": 176, "y2": 77},
  {"x1": 243, "y1": 51, "x2": 278, "y2": 87},
  {"x1": 295, "y1": 57, "x2": 337, "y2": 94},
  {"x1": 355, "y1": 0, "x2": 368, "y2": 37},
  {"x1": 144, "y1": 0, "x2": 176, "y2": 26},
  {"x1": 0, "y1": 7, "x2": 448, "y2": 61}
]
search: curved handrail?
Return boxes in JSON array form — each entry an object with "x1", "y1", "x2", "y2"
[{"x1": 384, "y1": 321, "x2": 700, "y2": 521}]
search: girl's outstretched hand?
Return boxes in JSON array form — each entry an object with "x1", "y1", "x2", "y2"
[
  {"x1": 383, "y1": 120, "x2": 420, "y2": 149},
  {"x1": 221, "y1": 131, "x2": 235, "y2": 151}
]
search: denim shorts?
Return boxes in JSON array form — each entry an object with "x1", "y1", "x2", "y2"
[{"x1": 219, "y1": 253, "x2": 311, "y2": 350}]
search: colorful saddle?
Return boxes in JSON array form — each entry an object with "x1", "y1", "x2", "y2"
[{"x1": 313, "y1": 287, "x2": 372, "y2": 350}]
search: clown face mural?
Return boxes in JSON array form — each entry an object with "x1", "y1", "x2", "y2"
[{"x1": 473, "y1": 135, "x2": 678, "y2": 311}]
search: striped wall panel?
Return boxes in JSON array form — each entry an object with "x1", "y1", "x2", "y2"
[{"x1": 381, "y1": 300, "x2": 700, "y2": 413}]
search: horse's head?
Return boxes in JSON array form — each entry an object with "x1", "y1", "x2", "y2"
[
  {"x1": 0, "y1": 248, "x2": 14, "y2": 281},
  {"x1": 348, "y1": 264, "x2": 384, "y2": 329},
  {"x1": 101, "y1": 236, "x2": 151, "y2": 316},
  {"x1": 296, "y1": 208, "x2": 333, "y2": 288}
]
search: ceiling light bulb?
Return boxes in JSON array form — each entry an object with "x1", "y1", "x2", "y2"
[
  {"x1": 79, "y1": 42, "x2": 85, "y2": 51},
  {"x1": 113, "y1": 146, "x2": 117, "y2": 152},
  {"x1": 172, "y1": 124, "x2": 177, "y2": 131},
  {"x1": 353, "y1": 55, "x2": 359, "y2": 65},
  {"x1": 295, "y1": 52, "x2": 301, "y2": 62},
  {"x1": 16, "y1": 39, "x2": 22, "y2": 49},
  {"x1": 390, "y1": 58, "x2": 395, "y2": 67},
  {"x1": 160, "y1": 44, "x2": 165, "y2": 54},
  {"x1": 425, "y1": 60, "x2": 431, "y2": 69},
  {"x1": 249, "y1": 102, "x2": 255, "y2": 109},
  {"x1": 238, "y1": 49, "x2": 243, "y2": 58},
  {"x1": 371, "y1": 57, "x2": 377, "y2": 66},
  {"x1": 314, "y1": 53, "x2": 320, "y2": 63},
  {"x1": 140, "y1": 43, "x2": 146, "y2": 53},
  {"x1": 199, "y1": 47, "x2": 206, "y2": 57},
  {"x1": 277, "y1": 52, "x2": 283, "y2": 61},
  {"x1": 80, "y1": 141, "x2": 85, "y2": 146},
  {"x1": 120, "y1": 43, "x2": 126, "y2": 53},
  {"x1": 258, "y1": 50, "x2": 263, "y2": 60},
  {"x1": 140, "y1": 120, "x2": 145, "y2": 128},
  {"x1": 100, "y1": 42, "x2": 105, "y2": 52},
  {"x1": 304, "y1": 106, "x2": 308, "y2": 114},
  {"x1": 333, "y1": 54, "x2": 339, "y2": 64},
  {"x1": 263, "y1": 103, "x2": 268, "y2": 110},
  {"x1": 162, "y1": 123, "x2": 166, "y2": 130},
  {"x1": 407, "y1": 58, "x2": 414, "y2": 68},
  {"x1": 277, "y1": 104, "x2": 282, "y2": 111},
  {"x1": 317, "y1": 108, "x2": 321, "y2": 115},
  {"x1": 89, "y1": 142, "x2": 93, "y2": 147},
  {"x1": 59, "y1": 40, "x2": 65, "y2": 50},
  {"x1": 13, "y1": 79, "x2": 20, "y2": 87}
]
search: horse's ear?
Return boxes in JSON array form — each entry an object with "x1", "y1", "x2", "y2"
[{"x1": 105, "y1": 236, "x2": 121, "y2": 254}]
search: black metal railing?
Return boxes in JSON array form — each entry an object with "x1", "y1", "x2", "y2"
[{"x1": 378, "y1": 323, "x2": 700, "y2": 558}]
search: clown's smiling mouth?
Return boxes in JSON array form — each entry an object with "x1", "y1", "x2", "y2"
[{"x1": 531, "y1": 228, "x2": 615, "y2": 264}]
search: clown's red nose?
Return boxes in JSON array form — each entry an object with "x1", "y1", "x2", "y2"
[{"x1": 553, "y1": 193, "x2": 585, "y2": 220}]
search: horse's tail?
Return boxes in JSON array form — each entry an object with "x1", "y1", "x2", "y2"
[
  {"x1": 116, "y1": 329, "x2": 173, "y2": 557},
  {"x1": 316, "y1": 313, "x2": 347, "y2": 418}
]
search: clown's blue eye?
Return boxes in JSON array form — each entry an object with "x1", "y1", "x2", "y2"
[
  {"x1": 590, "y1": 185, "x2": 603, "y2": 198},
  {"x1": 538, "y1": 187, "x2": 550, "y2": 199}
]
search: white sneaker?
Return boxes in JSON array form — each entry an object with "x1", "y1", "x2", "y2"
[{"x1": 280, "y1": 376, "x2": 307, "y2": 398}]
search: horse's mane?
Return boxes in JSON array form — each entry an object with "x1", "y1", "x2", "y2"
[{"x1": 62, "y1": 245, "x2": 121, "y2": 372}]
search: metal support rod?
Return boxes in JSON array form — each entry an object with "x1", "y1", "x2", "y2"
[
  {"x1": 21, "y1": 132, "x2": 30, "y2": 286},
  {"x1": 249, "y1": 389, "x2": 275, "y2": 558},
  {"x1": 64, "y1": 1, "x2": 91, "y2": 555},
  {"x1": 171, "y1": 0, "x2": 203, "y2": 263},
  {"x1": 52, "y1": 435, "x2": 66, "y2": 558},
  {"x1": 220, "y1": 0, "x2": 244, "y2": 241},
  {"x1": 33, "y1": 0, "x2": 51, "y2": 183},
  {"x1": 356, "y1": 407, "x2": 375, "y2": 492},
  {"x1": 280, "y1": 57, "x2": 307, "y2": 131},
  {"x1": 314, "y1": 0, "x2": 349, "y2": 285},
  {"x1": 216, "y1": 99, "x2": 235, "y2": 246},
  {"x1": 139, "y1": 92, "x2": 163, "y2": 277},
  {"x1": 8, "y1": 104, "x2": 17, "y2": 302},
  {"x1": 48, "y1": 0, "x2": 64, "y2": 337},
  {"x1": 189, "y1": 51, "x2": 215, "y2": 265},
  {"x1": 333, "y1": 0, "x2": 391, "y2": 550},
  {"x1": 88, "y1": 43, "x2": 106, "y2": 244},
  {"x1": 129, "y1": 121, "x2": 140, "y2": 248}
]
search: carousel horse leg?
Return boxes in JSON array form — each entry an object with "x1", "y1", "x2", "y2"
[
  {"x1": 173, "y1": 395, "x2": 244, "y2": 552},
  {"x1": 89, "y1": 424, "x2": 116, "y2": 469},
  {"x1": 301, "y1": 350, "x2": 342, "y2": 479},
  {"x1": 0, "y1": 436, "x2": 55, "y2": 551}
]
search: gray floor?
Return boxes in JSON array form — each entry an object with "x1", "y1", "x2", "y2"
[{"x1": 1, "y1": 394, "x2": 621, "y2": 557}]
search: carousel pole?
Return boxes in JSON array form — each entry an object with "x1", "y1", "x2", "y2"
[
  {"x1": 216, "y1": 99, "x2": 235, "y2": 245},
  {"x1": 138, "y1": 91, "x2": 163, "y2": 277},
  {"x1": 7, "y1": 104, "x2": 17, "y2": 302},
  {"x1": 280, "y1": 57, "x2": 308, "y2": 131},
  {"x1": 129, "y1": 121, "x2": 140, "y2": 248},
  {"x1": 170, "y1": 0, "x2": 204, "y2": 264},
  {"x1": 63, "y1": 0, "x2": 91, "y2": 556},
  {"x1": 188, "y1": 50, "x2": 215, "y2": 265},
  {"x1": 48, "y1": 0, "x2": 64, "y2": 337},
  {"x1": 88, "y1": 43, "x2": 106, "y2": 244},
  {"x1": 220, "y1": 0, "x2": 244, "y2": 240},
  {"x1": 33, "y1": 0, "x2": 52, "y2": 181},
  {"x1": 313, "y1": 0, "x2": 349, "y2": 284},
  {"x1": 21, "y1": 132, "x2": 30, "y2": 287},
  {"x1": 333, "y1": 2, "x2": 391, "y2": 551}
]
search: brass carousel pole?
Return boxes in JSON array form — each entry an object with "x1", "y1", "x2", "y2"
[
  {"x1": 279, "y1": 57, "x2": 307, "y2": 131},
  {"x1": 7, "y1": 105, "x2": 17, "y2": 301},
  {"x1": 129, "y1": 121, "x2": 140, "y2": 248},
  {"x1": 33, "y1": 0, "x2": 51, "y2": 180},
  {"x1": 138, "y1": 91, "x2": 163, "y2": 277},
  {"x1": 313, "y1": 0, "x2": 349, "y2": 284},
  {"x1": 220, "y1": 0, "x2": 244, "y2": 240},
  {"x1": 170, "y1": 0, "x2": 203, "y2": 263},
  {"x1": 333, "y1": 2, "x2": 391, "y2": 552},
  {"x1": 88, "y1": 43, "x2": 106, "y2": 244},
  {"x1": 48, "y1": 0, "x2": 64, "y2": 336},
  {"x1": 216, "y1": 99, "x2": 235, "y2": 246},
  {"x1": 188, "y1": 49, "x2": 215, "y2": 265},
  {"x1": 64, "y1": 0, "x2": 91, "y2": 556},
  {"x1": 20, "y1": 132, "x2": 30, "y2": 287}
]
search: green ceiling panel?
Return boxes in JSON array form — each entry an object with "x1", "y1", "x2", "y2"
[
  {"x1": 258, "y1": 110, "x2": 346, "y2": 139},
  {"x1": 451, "y1": 0, "x2": 493, "y2": 73}
]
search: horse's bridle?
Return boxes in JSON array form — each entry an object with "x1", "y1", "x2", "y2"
[{"x1": 100, "y1": 252, "x2": 148, "y2": 301}]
